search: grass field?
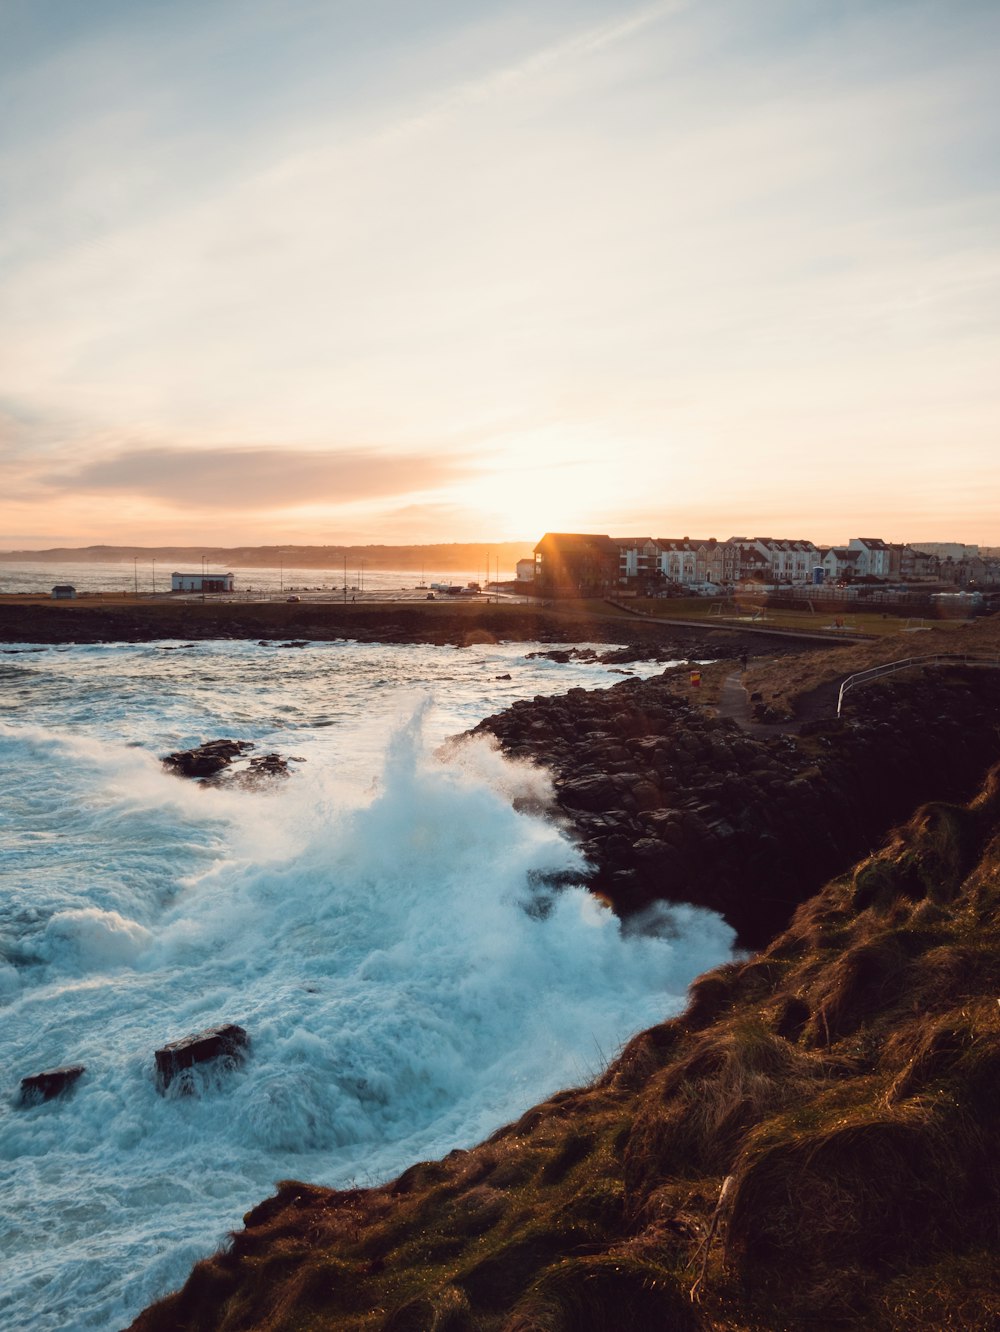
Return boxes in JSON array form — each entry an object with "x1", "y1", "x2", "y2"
[{"x1": 609, "y1": 596, "x2": 975, "y2": 640}]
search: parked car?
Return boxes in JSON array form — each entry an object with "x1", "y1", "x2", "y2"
[{"x1": 286, "y1": 595, "x2": 300, "y2": 603}]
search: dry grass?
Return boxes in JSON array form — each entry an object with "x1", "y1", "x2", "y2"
[{"x1": 740, "y1": 613, "x2": 1000, "y2": 718}]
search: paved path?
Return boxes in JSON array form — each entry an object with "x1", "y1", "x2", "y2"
[{"x1": 717, "y1": 671, "x2": 842, "y2": 736}]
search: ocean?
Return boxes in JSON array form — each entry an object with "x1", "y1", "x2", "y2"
[
  {"x1": 0, "y1": 560, "x2": 510, "y2": 600},
  {"x1": 0, "y1": 636, "x2": 735, "y2": 1330}
]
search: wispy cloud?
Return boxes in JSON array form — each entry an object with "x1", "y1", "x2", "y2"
[
  {"x1": 2, "y1": 1, "x2": 1000, "y2": 544},
  {"x1": 37, "y1": 446, "x2": 470, "y2": 510}
]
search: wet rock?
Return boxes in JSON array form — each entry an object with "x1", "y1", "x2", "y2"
[
  {"x1": 527, "y1": 648, "x2": 572, "y2": 663},
  {"x1": 155, "y1": 1024, "x2": 249, "y2": 1093},
  {"x1": 471, "y1": 665, "x2": 1000, "y2": 948},
  {"x1": 162, "y1": 738, "x2": 254, "y2": 778},
  {"x1": 19, "y1": 1065, "x2": 85, "y2": 1106},
  {"x1": 231, "y1": 753, "x2": 294, "y2": 787}
]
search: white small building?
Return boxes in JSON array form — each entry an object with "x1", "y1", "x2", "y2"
[
  {"x1": 820, "y1": 547, "x2": 863, "y2": 582},
  {"x1": 171, "y1": 571, "x2": 235, "y2": 593},
  {"x1": 848, "y1": 538, "x2": 892, "y2": 579},
  {"x1": 51, "y1": 585, "x2": 76, "y2": 599},
  {"x1": 515, "y1": 559, "x2": 536, "y2": 583}
]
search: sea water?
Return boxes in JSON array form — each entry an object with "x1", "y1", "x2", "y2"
[
  {"x1": 0, "y1": 560, "x2": 501, "y2": 599},
  {"x1": 0, "y1": 639, "x2": 735, "y2": 1331}
]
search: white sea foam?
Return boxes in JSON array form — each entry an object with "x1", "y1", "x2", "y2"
[{"x1": 0, "y1": 639, "x2": 729, "y2": 1331}]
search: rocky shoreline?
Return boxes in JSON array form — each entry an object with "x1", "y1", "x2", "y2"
[
  {"x1": 128, "y1": 694, "x2": 1000, "y2": 1330},
  {"x1": 0, "y1": 596, "x2": 819, "y2": 663},
  {"x1": 471, "y1": 661, "x2": 1000, "y2": 946},
  {"x1": 15, "y1": 601, "x2": 1000, "y2": 1327}
]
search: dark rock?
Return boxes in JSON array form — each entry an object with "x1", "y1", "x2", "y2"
[
  {"x1": 155, "y1": 1024, "x2": 249, "y2": 1092},
  {"x1": 231, "y1": 753, "x2": 293, "y2": 787},
  {"x1": 162, "y1": 738, "x2": 254, "y2": 778},
  {"x1": 470, "y1": 663, "x2": 1000, "y2": 949},
  {"x1": 19, "y1": 1065, "x2": 85, "y2": 1106},
  {"x1": 526, "y1": 648, "x2": 572, "y2": 663},
  {"x1": 557, "y1": 773, "x2": 619, "y2": 811}
]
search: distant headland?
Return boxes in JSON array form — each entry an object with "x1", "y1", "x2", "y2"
[{"x1": 0, "y1": 542, "x2": 534, "y2": 571}]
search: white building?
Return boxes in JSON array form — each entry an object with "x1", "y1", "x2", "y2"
[
  {"x1": 910, "y1": 542, "x2": 979, "y2": 561},
  {"x1": 616, "y1": 538, "x2": 660, "y2": 581},
  {"x1": 740, "y1": 538, "x2": 820, "y2": 584},
  {"x1": 171, "y1": 571, "x2": 235, "y2": 593},
  {"x1": 515, "y1": 559, "x2": 536, "y2": 582},
  {"x1": 820, "y1": 547, "x2": 863, "y2": 582},
  {"x1": 656, "y1": 539, "x2": 705, "y2": 586},
  {"x1": 848, "y1": 538, "x2": 892, "y2": 578}
]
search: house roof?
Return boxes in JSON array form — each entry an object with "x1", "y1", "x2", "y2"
[{"x1": 534, "y1": 533, "x2": 620, "y2": 563}]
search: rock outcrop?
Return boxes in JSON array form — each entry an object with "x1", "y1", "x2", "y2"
[
  {"x1": 162, "y1": 739, "x2": 254, "y2": 778},
  {"x1": 162, "y1": 740, "x2": 302, "y2": 786},
  {"x1": 154, "y1": 1025, "x2": 249, "y2": 1093},
  {"x1": 472, "y1": 664, "x2": 1000, "y2": 946},
  {"x1": 18, "y1": 1065, "x2": 85, "y2": 1106}
]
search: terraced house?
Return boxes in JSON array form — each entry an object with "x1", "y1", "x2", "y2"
[{"x1": 536, "y1": 531, "x2": 992, "y2": 597}]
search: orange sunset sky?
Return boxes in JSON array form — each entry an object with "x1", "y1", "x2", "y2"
[{"x1": 1, "y1": 1, "x2": 999, "y2": 551}]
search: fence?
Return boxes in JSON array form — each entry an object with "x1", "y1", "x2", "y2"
[{"x1": 836, "y1": 654, "x2": 1000, "y2": 716}]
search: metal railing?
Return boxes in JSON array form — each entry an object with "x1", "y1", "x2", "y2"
[{"x1": 837, "y1": 654, "x2": 1000, "y2": 716}]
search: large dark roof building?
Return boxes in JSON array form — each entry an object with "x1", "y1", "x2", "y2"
[{"x1": 533, "y1": 533, "x2": 620, "y2": 597}]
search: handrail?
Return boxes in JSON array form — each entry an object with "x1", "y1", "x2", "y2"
[{"x1": 837, "y1": 654, "x2": 1000, "y2": 716}]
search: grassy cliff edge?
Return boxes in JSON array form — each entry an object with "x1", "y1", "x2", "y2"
[{"x1": 128, "y1": 752, "x2": 1000, "y2": 1329}]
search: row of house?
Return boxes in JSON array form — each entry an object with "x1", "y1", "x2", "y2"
[{"x1": 528, "y1": 534, "x2": 998, "y2": 596}]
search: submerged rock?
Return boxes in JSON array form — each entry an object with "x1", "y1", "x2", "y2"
[
  {"x1": 230, "y1": 753, "x2": 298, "y2": 787},
  {"x1": 19, "y1": 1064, "x2": 85, "y2": 1106},
  {"x1": 154, "y1": 1024, "x2": 249, "y2": 1093}
]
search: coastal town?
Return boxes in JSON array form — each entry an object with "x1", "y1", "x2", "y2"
[{"x1": 525, "y1": 533, "x2": 999, "y2": 600}]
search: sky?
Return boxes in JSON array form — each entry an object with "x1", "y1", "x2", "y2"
[{"x1": 1, "y1": 0, "x2": 998, "y2": 549}]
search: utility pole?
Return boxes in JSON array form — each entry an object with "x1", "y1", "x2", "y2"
[
  {"x1": 343, "y1": 554, "x2": 347, "y2": 604},
  {"x1": 152, "y1": 560, "x2": 156, "y2": 595},
  {"x1": 133, "y1": 557, "x2": 138, "y2": 596}
]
